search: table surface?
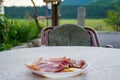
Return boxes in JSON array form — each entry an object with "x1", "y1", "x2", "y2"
[{"x1": 0, "y1": 46, "x2": 120, "y2": 80}]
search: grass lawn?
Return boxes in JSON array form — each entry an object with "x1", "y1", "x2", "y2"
[
  {"x1": 9, "y1": 18, "x2": 115, "y2": 32},
  {"x1": 58, "y1": 19, "x2": 114, "y2": 31}
]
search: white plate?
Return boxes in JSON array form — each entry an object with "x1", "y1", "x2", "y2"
[{"x1": 26, "y1": 63, "x2": 89, "y2": 78}]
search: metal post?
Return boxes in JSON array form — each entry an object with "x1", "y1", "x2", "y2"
[
  {"x1": 46, "y1": 3, "x2": 49, "y2": 26},
  {"x1": 52, "y1": 2, "x2": 60, "y2": 26},
  {"x1": 43, "y1": 0, "x2": 61, "y2": 27}
]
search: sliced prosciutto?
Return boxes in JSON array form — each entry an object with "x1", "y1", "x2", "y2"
[
  {"x1": 31, "y1": 56, "x2": 87, "y2": 72},
  {"x1": 71, "y1": 60, "x2": 86, "y2": 68},
  {"x1": 38, "y1": 63, "x2": 64, "y2": 72}
]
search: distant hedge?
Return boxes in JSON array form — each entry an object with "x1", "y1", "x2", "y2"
[{"x1": 5, "y1": 5, "x2": 114, "y2": 19}]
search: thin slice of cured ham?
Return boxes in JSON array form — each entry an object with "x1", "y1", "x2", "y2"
[
  {"x1": 38, "y1": 62, "x2": 64, "y2": 72},
  {"x1": 48, "y1": 57, "x2": 71, "y2": 68},
  {"x1": 32, "y1": 57, "x2": 86, "y2": 72},
  {"x1": 72, "y1": 60, "x2": 86, "y2": 68}
]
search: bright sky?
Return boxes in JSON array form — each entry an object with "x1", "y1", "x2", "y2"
[{"x1": 3, "y1": 0, "x2": 45, "y2": 7}]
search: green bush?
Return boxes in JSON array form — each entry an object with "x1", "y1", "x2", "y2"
[
  {"x1": 0, "y1": 16, "x2": 12, "y2": 51},
  {"x1": 0, "y1": 43, "x2": 12, "y2": 51},
  {"x1": 0, "y1": 16, "x2": 8, "y2": 43},
  {"x1": 8, "y1": 20, "x2": 40, "y2": 42},
  {"x1": 0, "y1": 17, "x2": 43, "y2": 51}
]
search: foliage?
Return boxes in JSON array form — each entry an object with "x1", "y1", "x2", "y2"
[
  {"x1": 0, "y1": 16, "x2": 12, "y2": 51},
  {"x1": 104, "y1": 5, "x2": 120, "y2": 31},
  {"x1": 4, "y1": 0, "x2": 120, "y2": 19},
  {"x1": 0, "y1": 16, "x2": 9, "y2": 43},
  {"x1": 8, "y1": 19, "x2": 40, "y2": 42},
  {"x1": 0, "y1": 43, "x2": 12, "y2": 51},
  {"x1": 61, "y1": 0, "x2": 92, "y2": 6},
  {"x1": 0, "y1": 17, "x2": 42, "y2": 51},
  {"x1": 5, "y1": 5, "x2": 114, "y2": 19},
  {"x1": 62, "y1": 0, "x2": 120, "y2": 6},
  {"x1": 90, "y1": 0, "x2": 120, "y2": 6}
]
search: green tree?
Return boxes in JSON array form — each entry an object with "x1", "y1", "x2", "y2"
[
  {"x1": 105, "y1": 5, "x2": 120, "y2": 31},
  {"x1": 0, "y1": 16, "x2": 12, "y2": 51}
]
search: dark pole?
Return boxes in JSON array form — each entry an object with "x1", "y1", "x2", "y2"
[
  {"x1": 46, "y1": 3, "x2": 49, "y2": 26},
  {"x1": 52, "y1": 2, "x2": 60, "y2": 26}
]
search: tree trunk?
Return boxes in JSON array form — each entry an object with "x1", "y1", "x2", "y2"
[{"x1": 31, "y1": 0, "x2": 42, "y2": 32}]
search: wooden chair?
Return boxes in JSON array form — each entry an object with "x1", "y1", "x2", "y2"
[{"x1": 41, "y1": 24, "x2": 101, "y2": 47}]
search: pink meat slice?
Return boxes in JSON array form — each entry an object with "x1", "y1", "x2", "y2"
[
  {"x1": 38, "y1": 62, "x2": 64, "y2": 72},
  {"x1": 33, "y1": 57, "x2": 86, "y2": 72},
  {"x1": 34, "y1": 57, "x2": 48, "y2": 66},
  {"x1": 36, "y1": 57, "x2": 71, "y2": 72},
  {"x1": 72, "y1": 60, "x2": 86, "y2": 68},
  {"x1": 48, "y1": 57, "x2": 71, "y2": 68}
]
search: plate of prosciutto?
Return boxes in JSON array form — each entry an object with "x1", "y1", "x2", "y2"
[{"x1": 25, "y1": 56, "x2": 89, "y2": 78}]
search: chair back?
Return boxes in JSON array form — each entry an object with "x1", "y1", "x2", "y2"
[
  {"x1": 48, "y1": 24, "x2": 92, "y2": 46},
  {"x1": 41, "y1": 24, "x2": 101, "y2": 46}
]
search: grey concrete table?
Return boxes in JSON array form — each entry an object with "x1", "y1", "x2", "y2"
[{"x1": 0, "y1": 46, "x2": 120, "y2": 80}]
